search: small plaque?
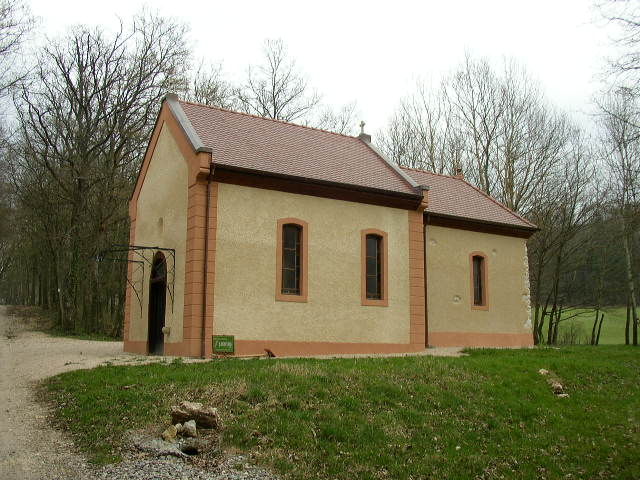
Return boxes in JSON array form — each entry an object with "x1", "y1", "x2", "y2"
[{"x1": 213, "y1": 335, "x2": 235, "y2": 354}]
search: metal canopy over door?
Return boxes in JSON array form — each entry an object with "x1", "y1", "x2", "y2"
[{"x1": 148, "y1": 251, "x2": 167, "y2": 355}]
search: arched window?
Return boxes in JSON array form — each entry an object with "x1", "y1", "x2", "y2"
[
  {"x1": 470, "y1": 252, "x2": 488, "y2": 309},
  {"x1": 361, "y1": 229, "x2": 389, "y2": 306},
  {"x1": 276, "y1": 218, "x2": 308, "y2": 302}
]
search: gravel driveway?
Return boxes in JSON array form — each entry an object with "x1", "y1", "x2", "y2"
[
  {"x1": 0, "y1": 306, "x2": 278, "y2": 480},
  {"x1": 0, "y1": 306, "x2": 126, "y2": 479}
]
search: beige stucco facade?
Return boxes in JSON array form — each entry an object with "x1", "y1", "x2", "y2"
[
  {"x1": 426, "y1": 225, "x2": 533, "y2": 345},
  {"x1": 123, "y1": 101, "x2": 534, "y2": 357},
  {"x1": 213, "y1": 183, "x2": 412, "y2": 345},
  {"x1": 128, "y1": 123, "x2": 188, "y2": 345}
]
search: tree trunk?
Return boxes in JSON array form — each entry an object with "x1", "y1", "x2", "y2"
[
  {"x1": 533, "y1": 303, "x2": 541, "y2": 345},
  {"x1": 591, "y1": 308, "x2": 600, "y2": 345},
  {"x1": 547, "y1": 305, "x2": 556, "y2": 345},
  {"x1": 626, "y1": 299, "x2": 631, "y2": 345},
  {"x1": 596, "y1": 313, "x2": 604, "y2": 346},
  {"x1": 552, "y1": 307, "x2": 562, "y2": 345},
  {"x1": 621, "y1": 220, "x2": 639, "y2": 346},
  {"x1": 535, "y1": 306, "x2": 545, "y2": 345}
]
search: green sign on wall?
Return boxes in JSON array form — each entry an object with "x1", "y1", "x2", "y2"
[{"x1": 213, "y1": 335, "x2": 235, "y2": 354}]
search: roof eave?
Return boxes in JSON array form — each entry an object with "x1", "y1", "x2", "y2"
[
  {"x1": 213, "y1": 163, "x2": 425, "y2": 207},
  {"x1": 426, "y1": 212, "x2": 539, "y2": 238}
]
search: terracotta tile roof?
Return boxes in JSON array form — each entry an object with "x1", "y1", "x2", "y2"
[
  {"x1": 170, "y1": 98, "x2": 535, "y2": 230},
  {"x1": 401, "y1": 167, "x2": 537, "y2": 230},
  {"x1": 177, "y1": 100, "x2": 419, "y2": 197}
]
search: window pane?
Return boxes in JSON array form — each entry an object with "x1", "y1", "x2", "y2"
[
  {"x1": 366, "y1": 275, "x2": 380, "y2": 299},
  {"x1": 366, "y1": 236, "x2": 378, "y2": 257},
  {"x1": 283, "y1": 248, "x2": 296, "y2": 270},
  {"x1": 294, "y1": 254, "x2": 301, "y2": 279},
  {"x1": 366, "y1": 257, "x2": 378, "y2": 276},
  {"x1": 283, "y1": 225, "x2": 299, "y2": 249},
  {"x1": 282, "y1": 269, "x2": 298, "y2": 293}
]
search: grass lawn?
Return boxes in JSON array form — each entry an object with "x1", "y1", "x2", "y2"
[
  {"x1": 43, "y1": 347, "x2": 639, "y2": 479},
  {"x1": 546, "y1": 307, "x2": 631, "y2": 345}
]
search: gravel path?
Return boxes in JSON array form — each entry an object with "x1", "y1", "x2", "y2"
[{"x1": 0, "y1": 306, "x2": 278, "y2": 480}]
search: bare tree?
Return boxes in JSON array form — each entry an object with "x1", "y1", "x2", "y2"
[
  {"x1": 236, "y1": 39, "x2": 320, "y2": 122},
  {"x1": 444, "y1": 54, "x2": 505, "y2": 195},
  {"x1": 0, "y1": 0, "x2": 33, "y2": 99},
  {"x1": 314, "y1": 101, "x2": 358, "y2": 135},
  {"x1": 597, "y1": 0, "x2": 640, "y2": 93},
  {"x1": 0, "y1": 127, "x2": 12, "y2": 287},
  {"x1": 527, "y1": 130, "x2": 599, "y2": 344},
  {"x1": 598, "y1": 89, "x2": 640, "y2": 343},
  {"x1": 181, "y1": 61, "x2": 237, "y2": 109},
  {"x1": 379, "y1": 81, "x2": 463, "y2": 173},
  {"x1": 493, "y1": 61, "x2": 571, "y2": 215},
  {"x1": 5, "y1": 11, "x2": 191, "y2": 333},
  {"x1": 379, "y1": 55, "x2": 572, "y2": 215}
]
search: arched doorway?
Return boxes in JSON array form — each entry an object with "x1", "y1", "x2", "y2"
[{"x1": 148, "y1": 251, "x2": 167, "y2": 355}]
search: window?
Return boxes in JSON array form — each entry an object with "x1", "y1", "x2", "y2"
[
  {"x1": 276, "y1": 218, "x2": 308, "y2": 302},
  {"x1": 366, "y1": 235, "x2": 383, "y2": 299},
  {"x1": 282, "y1": 224, "x2": 302, "y2": 295},
  {"x1": 361, "y1": 229, "x2": 388, "y2": 306},
  {"x1": 470, "y1": 252, "x2": 488, "y2": 309}
]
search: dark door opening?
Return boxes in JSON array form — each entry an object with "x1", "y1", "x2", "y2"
[{"x1": 148, "y1": 251, "x2": 167, "y2": 355}]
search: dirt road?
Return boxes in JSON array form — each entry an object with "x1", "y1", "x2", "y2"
[{"x1": 0, "y1": 306, "x2": 129, "y2": 480}]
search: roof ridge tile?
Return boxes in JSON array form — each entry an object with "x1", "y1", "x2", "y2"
[{"x1": 360, "y1": 142, "x2": 421, "y2": 191}]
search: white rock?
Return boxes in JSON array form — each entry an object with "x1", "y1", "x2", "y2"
[
  {"x1": 170, "y1": 401, "x2": 222, "y2": 429},
  {"x1": 182, "y1": 420, "x2": 197, "y2": 438}
]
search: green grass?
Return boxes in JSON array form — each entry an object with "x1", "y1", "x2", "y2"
[
  {"x1": 43, "y1": 347, "x2": 640, "y2": 479},
  {"x1": 550, "y1": 307, "x2": 631, "y2": 345}
]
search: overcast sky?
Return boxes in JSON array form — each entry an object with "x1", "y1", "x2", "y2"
[{"x1": 29, "y1": 0, "x2": 613, "y2": 134}]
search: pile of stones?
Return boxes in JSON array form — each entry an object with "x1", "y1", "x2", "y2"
[
  {"x1": 134, "y1": 401, "x2": 224, "y2": 458},
  {"x1": 91, "y1": 401, "x2": 279, "y2": 479}
]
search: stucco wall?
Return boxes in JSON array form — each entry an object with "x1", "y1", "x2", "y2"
[
  {"x1": 129, "y1": 123, "x2": 188, "y2": 344},
  {"x1": 426, "y1": 225, "x2": 532, "y2": 341},
  {"x1": 213, "y1": 183, "x2": 411, "y2": 344}
]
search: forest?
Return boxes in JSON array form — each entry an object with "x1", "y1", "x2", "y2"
[{"x1": 0, "y1": 0, "x2": 637, "y2": 345}]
